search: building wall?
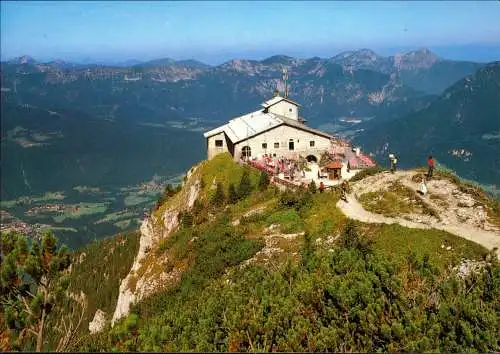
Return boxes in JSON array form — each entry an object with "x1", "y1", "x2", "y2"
[
  {"x1": 206, "y1": 132, "x2": 229, "y2": 160},
  {"x1": 268, "y1": 101, "x2": 299, "y2": 120},
  {"x1": 233, "y1": 124, "x2": 331, "y2": 161}
]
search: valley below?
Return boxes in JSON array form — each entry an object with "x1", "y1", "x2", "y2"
[
  {"x1": 0, "y1": 173, "x2": 185, "y2": 249},
  {"x1": 1, "y1": 49, "x2": 498, "y2": 248}
]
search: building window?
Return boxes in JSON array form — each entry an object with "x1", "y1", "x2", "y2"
[
  {"x1": 274, "y1": 142, "x2": 279, "y2": 148},
  {"x1": 262, "y1": 143, "x2": 267, "y2": 149},
  {"x1": 310, "y1": 141, "x2": 315, "y2": 147},
  {"x1": 289, "y1": 140, "x2": 294, "y2": 151},
  {"x1": 289, "y1": 108, "x2": 293, "y2": 112},
  {"x1": 215, "y1": 140, "x2": 223, "y2": 147},
  {"x1": 242, "y1": 146, "x2": 251, "y2": 158}
]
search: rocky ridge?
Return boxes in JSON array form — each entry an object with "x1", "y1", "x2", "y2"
[
  {"x1": 337, "y1": 170, "x2": 500, "y2": 257},
  {"x1": 111, "y1": 165, "x2": 202, "y2": 326}
]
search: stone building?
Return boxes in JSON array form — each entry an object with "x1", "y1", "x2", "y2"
[{"x1": 203, "y1": 94, "x2": 335, "y2": 162}]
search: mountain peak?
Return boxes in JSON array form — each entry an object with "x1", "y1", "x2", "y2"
[
  {"x1": 403, "y1": 48, "x2": 440, "y2": 60},
  {"x1": 332, "y1": 49, "x2": 380, "y2": 60},
  {"x1": 393, "y1": 48, "x2": 440, "y2": 70},
  {"x1": 260, "y1": 55, "x2": 295, "y2": 65},
  {"x1": 175, "y1": 59, "x2": 211, "y2": 69},
  {"x1": 137, "y1": 57, "x2": 177, "y2": 68},
  {"x1": 9, "y1": 55, "x2": 36, "y2": 65}
]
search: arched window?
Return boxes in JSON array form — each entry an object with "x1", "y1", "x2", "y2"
[{"x1": 242, "y1": 146, "x2": 251, "y2": 158}]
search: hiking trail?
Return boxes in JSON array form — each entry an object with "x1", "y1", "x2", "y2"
[{"x1": 336, "y1": 171, "x2": 500, "y2": 258}]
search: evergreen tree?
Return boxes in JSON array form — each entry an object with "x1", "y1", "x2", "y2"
[
  {"x1": 180, "y1": 212, "x2": 194, "y2": 228},
  {"x1": 0, "y1": 231, "x2": 80, "y2": 351},
  {"x1": 228, "y1": 183, "x2": 239, "y2": 204},
  {"x1": 258, "y1": 172, "x2": 270, "y2": 191},
  {"x1": 308, "y1": 180, "x2": 317, "y2": 194},
  {"x1": 338, "y1": 220, "x2": 373, "y2": 255},
  {"x1": 211, "y1": 182, "x2": 225, "y2": 207},
  {"x1": 238, "y1": 171, "x2": 253, "y2": 199}
]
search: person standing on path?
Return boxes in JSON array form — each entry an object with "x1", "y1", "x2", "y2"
[
  {"x1": 340, "y1": 180, "x2": 349, "y2": 202},
  {"x1": 427, "y1": 155, "x2": 435, "y2": 179},
  {"x1": 389, "y1": 154, "x2": 398, "y2": 173}
]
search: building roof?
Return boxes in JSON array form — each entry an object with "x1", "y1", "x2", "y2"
[
  {"x1": 203, "y1": 109, "x2": 282, "y2": 142},
  {"x1": 203, "y1": 109, "x2": 334, "y2": 143},
  {"x1": 325, "y1": 161, "x2": 343, "y2": 169},
  {"x1": 261, "y1": 96, "x2": 300, "y2": 109}
]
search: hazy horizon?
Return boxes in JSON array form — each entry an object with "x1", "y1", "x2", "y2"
[{"x1": 2, "y1": 1, "x2": 500, "y2": 65}]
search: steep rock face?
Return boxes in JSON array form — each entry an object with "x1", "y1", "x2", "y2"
[
  {"x1": 89, "y1": 309, "x2": 107, "y2": 334},
  {"x1": 111, "y1": 166, "x2": 201, "y2": 325}
]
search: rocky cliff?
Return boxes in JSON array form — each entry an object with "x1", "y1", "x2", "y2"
[{"x1": 111, "y1": 165, "x2": 202, "y2": 325}]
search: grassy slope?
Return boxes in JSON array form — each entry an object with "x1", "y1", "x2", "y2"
[{"x1": 75, "y1": 157, "x2": 495, "y2": 352}]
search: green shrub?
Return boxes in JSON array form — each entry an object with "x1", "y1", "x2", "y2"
[
  {"x1": 258, "y1": 172, "x2": 270, "y2": 191},
  {"x1": 308, "y1": 180, "x2": 317, "y2": 194},
  {"x1": 338, "y1": 219, "x2": 373, "y2": 255},
  {"x1": 228, "y1": 183, "x2": 239, "y2": 204},
  {"x1": 349, "y1": 166, "x2": 387, "y2": 182},
  {"x1": 180, "y1": 211, "x2": 194, "y2": 228},
  {"x1": 210, "y1": 182, "x2": 225, "y2": 207},
  {"x1": 155, "y1": 184, "x2": 181, "y2": 210},
  {"x1": 238, "y1": 171, "x2": 253, "y2": 199}
]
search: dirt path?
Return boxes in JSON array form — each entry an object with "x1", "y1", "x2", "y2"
[{"x1": 336, "y1": 171, "x2": 500, "y2": 258}]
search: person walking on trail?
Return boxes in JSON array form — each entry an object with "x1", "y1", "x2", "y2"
[
  {"x1": 389, "y1": 154, "x2": 398, "y2": 173},
  {"x1": 427, "y1": 155, "x2": 435, "y2": 179},
  {"x1": 340, "y1": 180, "x2": 349, "y2": 202},
  {"x1": 417, "y1": 175, "x2": 428, "y2": 196},
  {"x1": 319, "y1": 181, "x2": 325, "y2": 193}
]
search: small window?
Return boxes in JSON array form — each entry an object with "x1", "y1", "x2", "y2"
[
  {"x1": 310, "y1": 141, "x2": 315, "y2": 147},
  {"x1": 289, "y1": 108, "x2": 293, "y2": 112},
  {"x1": 273, "y1": 153, "x2": 276, "y2": 157},
  {"x1": 262, "y1": 143, "x2": 267, "y2": 149},
  {"x1": 274, "y1": 142, "x2": 280, "y2": 148},
  {"x1": 215, "y1": 140, "x2": 223, "y2": 147}
]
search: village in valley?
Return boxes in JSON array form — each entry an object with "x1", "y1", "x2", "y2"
[{"x1": 203, "y1": 69, "x2": 376, "y2": 191}]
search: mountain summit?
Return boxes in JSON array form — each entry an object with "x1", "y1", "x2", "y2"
[{"x1": 394, "y1": 48, "x2": 441, "y2": 70}]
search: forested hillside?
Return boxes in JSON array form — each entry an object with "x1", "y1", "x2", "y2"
[{"x1": 3, "y1": 154, "x2": 497, "y2": 352}]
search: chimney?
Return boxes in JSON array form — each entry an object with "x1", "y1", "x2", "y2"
[{"x1": 273, "y1": 88, "x2": 280, "y2": 97}]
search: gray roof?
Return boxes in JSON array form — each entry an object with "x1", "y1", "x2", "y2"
[
  {"x1": 203, "y1": 109, "x2": 333, "y2": 143},
  {"x1": 261, "y1": 96, "x2": 300, "y2": 108}
]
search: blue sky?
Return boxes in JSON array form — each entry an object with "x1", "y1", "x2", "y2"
[{"x1": 1, "y1": 1, "x2": 500, "y2": 64}]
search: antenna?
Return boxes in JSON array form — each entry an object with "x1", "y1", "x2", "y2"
[{"x1": 282, "y1": 68, "x2": 289, "y2": 98}]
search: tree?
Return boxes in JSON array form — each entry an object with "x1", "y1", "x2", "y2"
[
  {"x1": 308, "y1": 180, "x2": 317, "y2": 194},
  {"x1": 338, "y1": 220, "x2": 373, "y2": 255},
  {"x1": 155, "y1": 184, "x2": 181, "y2": 210},
  {"x1": 258, "y1": 172, "x2": 270, "y2": 191},
  {"x1": 211, "y1": 182, "x2": 225, "y2": 207},
  {"x1": 238, "y1": 171, "x2": 253, "y2": 199},
  {"x1": 180, "y1": 212, "x2": 194, "y2": 228},
  {"x1": 0, "y1": 231, "x2": 82, "y2": 351},
  {"x1": 228, "y1": 183, "x2": 239, "y2": 204}
]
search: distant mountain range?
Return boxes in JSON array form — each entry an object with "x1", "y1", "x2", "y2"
[
  {"x1": 2, "y1": 48, "x2": 481, "y2": 127},
  {"x1": 1, "y1": 48, "x2": 497, "y2": 200}
]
